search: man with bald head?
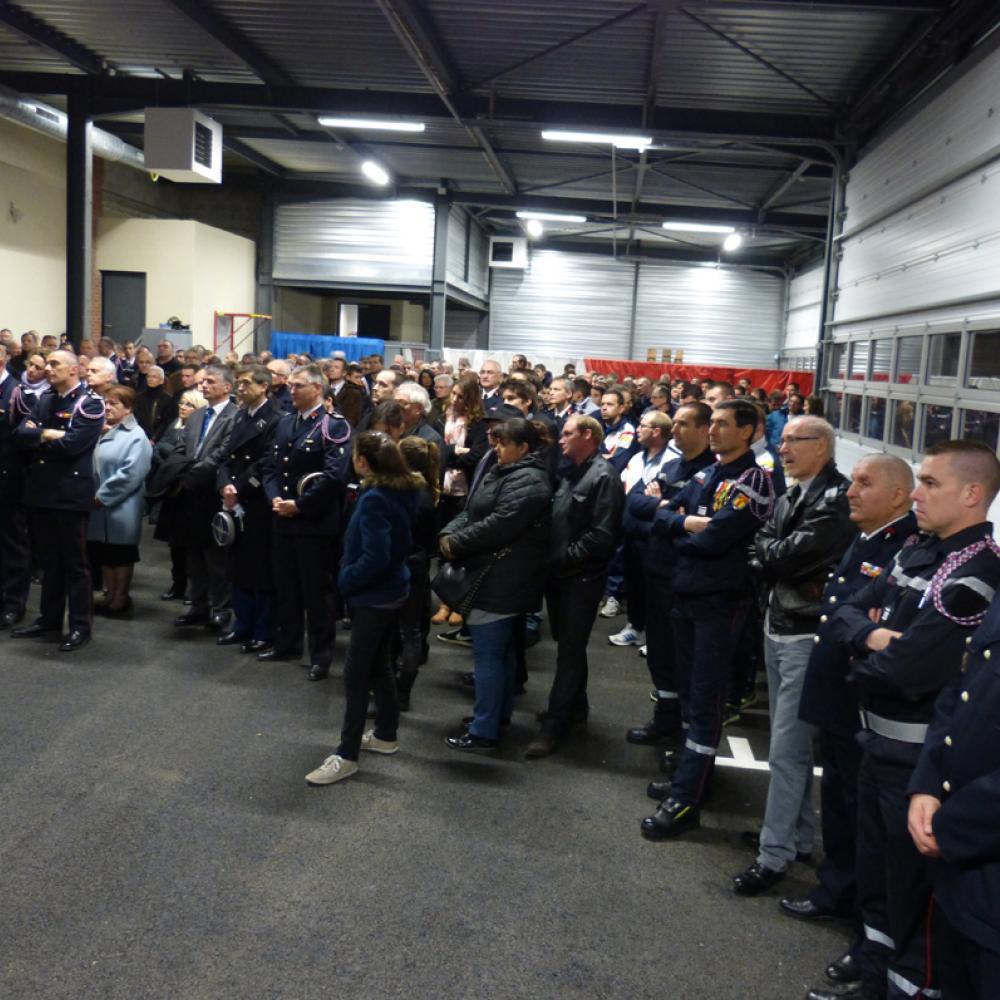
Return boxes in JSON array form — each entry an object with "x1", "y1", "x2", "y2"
[{"x1": 733, "y1": 416, "x2": 856, "y2": 897}]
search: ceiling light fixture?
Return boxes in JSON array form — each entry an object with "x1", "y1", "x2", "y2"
[
  {"x1": 516, "y1": 210, "x2": 587, "y2": 224},
  {"x1": 361, "y1": 160, "x2": 391, "y2": 186},
  {"x1": 541, "y1": 129, "x2": 652, "y2": 150},
  {"x1": 524, "y1": 219, "x2": 544, "y2": 239},
  {"x1": 319, "y1": 117, "x2": 425, "y2": 132},
  {"x1": 662, "y1": 221, "x2": 736, "y2": 234},
  {"x1": 723, "y1": 232, "x2": 744, "y2": 252}
]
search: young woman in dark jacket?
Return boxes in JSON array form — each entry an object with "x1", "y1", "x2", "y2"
[
  {"x1": 306, "y1": 432, "x2": 424, "y2": 787},
  {"x1": 439, "y1": 418, "x2": 553, "y2": 750}
]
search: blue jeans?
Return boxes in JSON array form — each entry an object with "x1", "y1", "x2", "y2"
[{"x1": 468, "y1": 617, "x2": 517, "y2": 740}]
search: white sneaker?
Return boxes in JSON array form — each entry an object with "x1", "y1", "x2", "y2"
[
  {"x1": 599, "y1": 596, "x2": 623, "y2": 618},
  {"x1": 360, "y1": 730, "x2": 399, "y2": 755},
  {"x1": 608, "y1": 624, "x2": 645, "y2": 647},
  {"x1": 305, "y1": 754, "x2": 358, "y2": 786},
  {"x1": 638, "y1": 644, "x2": 647, "y2": 658}
]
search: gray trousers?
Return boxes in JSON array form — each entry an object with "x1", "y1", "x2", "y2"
[{"x1": 757, "y1": 632, "x2": 818, "y2": 872}]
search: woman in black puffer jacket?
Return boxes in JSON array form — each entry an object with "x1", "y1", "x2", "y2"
[{"x1": 439, "y1": 417, "x2": 553, "y2": 750}]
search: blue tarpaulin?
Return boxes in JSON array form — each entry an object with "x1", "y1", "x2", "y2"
[{"x1": 269, "y1": 332, "x2": 385, "y2": 362}]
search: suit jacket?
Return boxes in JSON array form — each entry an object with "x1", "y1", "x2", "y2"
[
  {"x1": 0, "y1": 372, "x2": 34, "y2": 505},
  {"x1": 330, "y1": 381, "x2": 366, "y2": 427}
]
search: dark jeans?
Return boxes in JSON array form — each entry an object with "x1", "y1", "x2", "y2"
[
  {"x1": 271, "y1": 533, "x2": 337, "y2": 668},
  {"x1": 670, "y1": 592, "x2": 750, "y2": 805},
  {"x1": 856, "y1": 752, "x2": 935, "y2": 999},
  {"x1": 644, "y1": 574, "x2": 680, "y2": 732},
  {"x1": 230, "y1": 584, "x2": 274, "y2": 643},
  {"x1": 468, "y1": 615, "x2": 518, "y2": 741},
  {"x1": 337, "y1": 604, "x2": 400, "y2": 761},
  {"x1": 542, "y1": 572, "x2": 605, "y2": 737},
  {"x1": 0, "y1": 503, "x2": 31, "y2": 616},
  {"x1": 32, "y1": 508, "x2": 92, "y2": 634}
]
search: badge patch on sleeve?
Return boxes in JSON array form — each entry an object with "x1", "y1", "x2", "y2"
[{"x1": 732, "y1": 492, "x2": 749, "y2": 511}]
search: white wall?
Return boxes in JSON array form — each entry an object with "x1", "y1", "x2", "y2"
[
  {"x1": 0, "y1": 119, "x2": 66, "y2": 335},
  {"x1": 96, "y1": 218, "x2": 255, "y2": 348}
]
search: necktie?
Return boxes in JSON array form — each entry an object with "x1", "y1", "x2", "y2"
[{"x1": 197, "y1": 406, "x2": 215, "y2": 447}]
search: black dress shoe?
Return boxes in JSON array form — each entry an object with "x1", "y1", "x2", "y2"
[
  {"x1": 308, "y1": 665, "x2": 329, "y2": 681},
  {"x1": 659, "y1": 749, "x2": 679, "y2": 775},
  {"x1": 647, "y1": 779, "x2": 673, "y2": 801},
  {"x1": 446, "y1": 732, "x2": 498, "y2": 751},
  {"x1": 216, "y1": 631, "x2": 245, "y2": 646},
  {"x1": 0, "y1": 610, "x2": 24, "y2": 629},
  {"x1": 174, "y1": 611, "x2": 210, "y2": 627},
  {"x1": 208, "y1": 611, "x2": 231, "y2": 630},
  {"x1": 806, "y1": 985, "x2": 864, "y2": 1000},
  {"x1": 11, "y1": 622, "x2": 55, "y2": 639},
  {"x1": 241, "y1": 640, "x2": 272, "y2": 655},
  {"x1": 626, "y1": 723, "x2": 677, "y2": 746},
  {"x1": 160, "y1": 587, "x2": 184, "y2": 600},
  {"x1": 640, "y1": 798, "x2": 700, "y2": 840},
  {"x1": 825, "y1": 952, "x2": 861, "y2": 985},
  {"x1": 257, "y1": 648, "x2": 301, "y2": 662},
  {"x1": 741, "y1": 830, "x2": 813, "y2": 863},
  {"x1": 733, "y1": 861, "x2": 786, "y2": 896},
  {"x1": 779, "y1": 897, "x2": 839, "y2": 922},
  {"x1": 58, "y1": 630, "x2": 91, "y2": 652}
]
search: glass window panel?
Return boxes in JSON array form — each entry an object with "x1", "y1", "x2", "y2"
[
  {"x1": 843, "y1": 394, "x2": 862, "y2": 434},
  {"x1": 865, "y1": 397, "x2": 887, "y2": 441},
  {"x1": 894, "y1": 336, "x2": 922, "y2": 384},
  {"x1": 925, "y1": 333, "x2": 960, "y2": 386},
  {"x1": 961, "y1": 409, "x2": 1000, "y2": 451},
  {"x1": 824, "y1": 391, "x2": 842, "y2": 429},
  {"x1": 871, "y1": 339, "x2": 892, "y2": 382},
  {"x1": 922, "y1": 404, "x2": 953, "y2": 449},
  {"x1": 891, "y1": 399, "x2": 916, "y2": 449},
  {"x1": 968, "y1": 331, "x2": 1000, "y2": 391},
  {"x1": 827, "y1": 343, "x2": 846, "y2": 380},
  {"x1": 849, "y1": 341, "x2": 870, "y2": 380}
]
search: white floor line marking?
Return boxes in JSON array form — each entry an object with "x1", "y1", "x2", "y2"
[
  {"x1": 715, "y1": 736, "x2": 824, "y2": 777},
  {"x1": 727, "y1": 735, "x2": 755, "y2": 762}
]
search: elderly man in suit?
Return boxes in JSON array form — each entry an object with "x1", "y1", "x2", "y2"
[{"x1": 172, "y1": 364, "x2": 240, "y2": 631}]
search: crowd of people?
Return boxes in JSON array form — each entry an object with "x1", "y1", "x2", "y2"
[{"x1": 1, "y1": 326, "x2": 998, "y2": 1000}]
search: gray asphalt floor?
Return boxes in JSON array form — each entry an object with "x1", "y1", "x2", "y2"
[{"x1": 1, "y1": 539, "x2": 851, "y2": 1000}]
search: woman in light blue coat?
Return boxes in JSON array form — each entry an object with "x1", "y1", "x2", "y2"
[{"x1": 87, "y1": 385, "x2": 153, "y2": 616}]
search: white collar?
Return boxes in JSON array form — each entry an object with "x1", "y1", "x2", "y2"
[{"x1": 861, "y1": 512, "x2": 912, "y2": 541}]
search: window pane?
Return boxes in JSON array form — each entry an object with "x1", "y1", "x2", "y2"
[
  {"x1": 843, "y1": 394, "x2": 862, "y2": 434},
  {"x1": 891, "y1": 399, "x2": 916, "y2": 449},
  {"x1": 865, "y1": 397, "x2": 887, "y2": 441},
  {"x1": 968, "y1": 331, "x2": 1000, "y2": 390},
  {"x1": 824, "y1": 391, "x2": 842, "y2": 428},
  {"x1": 849, "y1": 341, "x2": 870, "y2": 380},
  {"x1": 894, "y1": 336, "x2": 921, "y2": 384},
  {"x1": 961, "y1": 409, "x2": 1000, "y2": 451},
  {"x1": 871, "y1": 339, "x2": 892, "y2": 382},
  {"x1": 926, "y1": 333, "x2": 960, "y2": 386},
  {"x1": 922, "y1": 404, "x2": 953, "y2": 449},
  {"x1": 827, "y1": 343, "x2": 846, "y2": 380}
]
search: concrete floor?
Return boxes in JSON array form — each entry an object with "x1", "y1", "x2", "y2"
[{"x1": 0, "y1": 542, "x2": 851, "y2": 1000}]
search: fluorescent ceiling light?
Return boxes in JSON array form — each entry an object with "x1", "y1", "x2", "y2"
[
  {"x1": 662, "y1": 221, "x2": 736, "y2": 234},
  {"x1": 361, "y1": 160, "x2": 391, "y2": 186},
  {"x1": 524, "y1": 219, "x2": 544, "y2": 239},
  {"x1": 516, "y1": 210, "x2": 587, "y2": 224},
  {"x1": 319, "y1": 117, "x2": 425, "y2": 132},
  {"x1": 541, "y1": 129, "x2": 652, "y2": 150},
  {"x1": 723, "y1": 232, "x2": 743, "y2": 252}
]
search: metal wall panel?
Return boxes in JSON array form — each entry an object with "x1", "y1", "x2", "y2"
[
  {"x1": 445, "y1": 306, "x2": 484, "y2": 350},
  {"x1": 446, "y1": 206, "x2": 468, "y2": 287},
  {"x1": 844, "y1": 44, "x2": 1000, "y2": 236},
  {"x1": 836, "y1": 162, "x2": 1000, "y2": 325},
  {"x1": 634, "y1": 263, "x2": 784, "y2": 367},
  {"x1": 489, "y1": 249, "x2": 634, "y2": 357},
  {"x1": 273, "y1": 198, "x2": 434, "y2": 287},
  {"x1": 784, "y1": 264, "x2": 823, "y2": 351},
  {"x1": 468, "y1": 223, "x2": 489, "y2": 300}
]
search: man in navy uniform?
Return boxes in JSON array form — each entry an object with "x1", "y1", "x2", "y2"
[
  {"x1": 12, "y1": 349, "x2": 104, "y2": 651},
  {"x1": 216, "y1": 365, "x2": 280, "y2": 654},
  {"x1": 640, "y1": 399, "x2": 775, "y2": 838},
  {"x1": 0, "y1": 342, "x2": 35, "y2": 628},
  {"x1": 260, "y1": 364, "x2": 351, "y2": 681},
  {"x1": 816, "y1": 440, "x2": 1000, "y2": 1000},
  {"x1": 908, "y1": 596, "x2": 1000, "y2": 1000},
  {"x1": 788, "y1": 454, "x2": 916, "y2": 997}
]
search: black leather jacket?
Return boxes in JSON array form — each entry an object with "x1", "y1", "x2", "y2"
[
  {"x1": 549, "y1": 451, "x2": 624, "y2": 580},
  {"x1": 754, "y1": 460, "x2": 855, "y2": 635}
]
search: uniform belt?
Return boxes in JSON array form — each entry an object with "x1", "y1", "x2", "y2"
[{"x1": 858, "y1": 709, "x2": 927, "y2": 744}]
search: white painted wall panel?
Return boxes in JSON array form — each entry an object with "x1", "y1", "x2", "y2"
[{"x1": 784, "y1": 264, "x2": 823, "y2": 350}]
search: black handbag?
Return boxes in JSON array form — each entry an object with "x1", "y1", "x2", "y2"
[{"x1": 432, "y1": 548, "x2": 510, "y2": 615}]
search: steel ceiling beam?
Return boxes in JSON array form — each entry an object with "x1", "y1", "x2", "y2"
[
  {"x1": 223, "y1": 136, "x2": 287, "y2": 177},
  {"x1": 0, "y1": 72, "x2": 839, "y2": 145},
  {"x1": 465, "y1": 3, "x2": 648, "y2": 90},
  {"x1": 373, "y1": 0, "x2": 518, "y2": 195},
  {"x1": 757, "y1": 159, "x2": 811, "y2": 217},
  {"x1": 0, "y1": 2, "x2": 104, "y2": 75},
  {"x1": 161, "y1": 0, "x2": 295, "y2": 87},
  {"x1": 646, "y1": 162, "x2": 757, "y2": 210}
]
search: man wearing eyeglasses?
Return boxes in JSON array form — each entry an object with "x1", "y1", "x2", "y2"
[{"x1": 732, "y1": 416, "x2": 855, "y2": 896}]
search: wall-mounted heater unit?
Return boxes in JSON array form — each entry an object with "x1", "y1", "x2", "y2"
[
  {"x1": 144, "y1": 108, "x2": 223, "y2": 183},
  {"x1": 489, "y1": 236, "x2": 528, "y2": 269}
]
